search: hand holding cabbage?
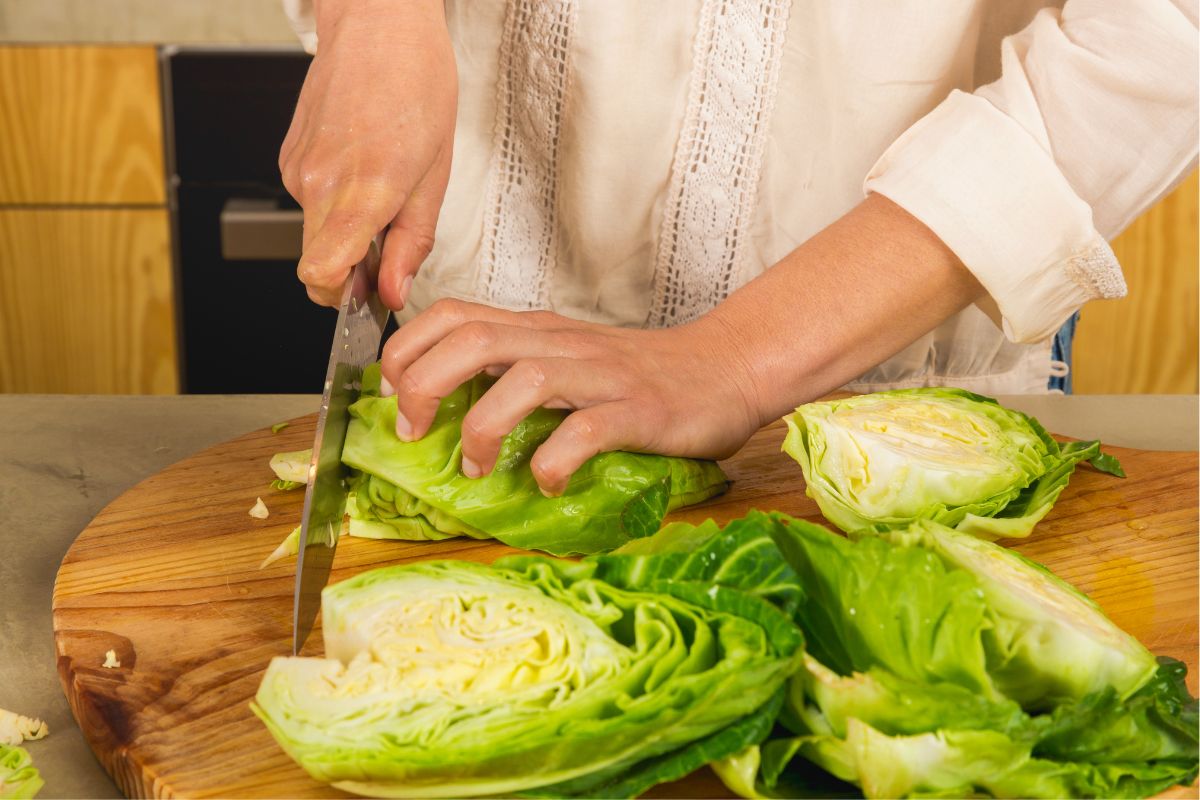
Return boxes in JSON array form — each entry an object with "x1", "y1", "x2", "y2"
[{"x1": 264, "y1": 363, "x2": 728, "y2": 557}]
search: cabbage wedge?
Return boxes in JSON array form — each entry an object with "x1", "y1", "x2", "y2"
[
  {"x1": 253, "y1": 518, "x2": 803, "y2": 798},
  {"x1": 339, "y1": 364, "x2": 728, "y2": 555},
  {"x1": 783, "y1": 388, "x2": 1122, "y2": 539}
]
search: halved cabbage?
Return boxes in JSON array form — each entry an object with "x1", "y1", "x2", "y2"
[
  {"x1": 253, "y1": 528, "x2": 803, "y2": 798},
  {"x1": 782, "y1": 388, "x2": 1122, "y2": 539}
]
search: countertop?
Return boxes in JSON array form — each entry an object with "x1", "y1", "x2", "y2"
[{"x1": 2, "y1": 393, "x2": 1197, "y2": 798}]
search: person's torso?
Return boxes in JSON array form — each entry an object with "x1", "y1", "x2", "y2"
[{"x1": 405, "y1": 0, "x2": 1067, "y2": 394}]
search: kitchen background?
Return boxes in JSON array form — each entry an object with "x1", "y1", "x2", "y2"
[{"x1": 0, "y1": 1, "x2": 1196, "y2": 395}]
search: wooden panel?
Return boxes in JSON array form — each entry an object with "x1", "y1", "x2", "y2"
[
  {"x1": 0, "y1": 209, "x2": 178, "y2": 393},
  {"x1": 0, "y1": 45, "x2": 165, "y2": 205},
  {"x1": 52, "y1": 415, "x2": 1198, "y2": 798},
  {"x1": 1075, "y1": 171, "x2": 1199, "y2": 394}
]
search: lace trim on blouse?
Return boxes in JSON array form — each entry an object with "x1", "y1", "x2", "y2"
[
  {"x1": 646, "y1": 0, "x2": 791, "y2": 327},
  {"x1": 476, "y1": 0, "x2": 578, "y2": 309}
]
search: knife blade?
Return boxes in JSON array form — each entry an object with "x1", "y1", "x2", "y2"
[{"x1": 293, "y1": 239, "x2": 389, "y2": 654}]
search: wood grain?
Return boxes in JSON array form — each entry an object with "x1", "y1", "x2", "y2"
[
  {"x1": 1075, "y1": 171, "x2": 1199, "y2": 394},
  {"x1": 52, "y1": 417, "x2": 1198, "y2": 799},
  {"x1": 0, "y1": 209, "x2": 178, "y2": 393},
  {"x1": 0, "y1": 45, "x2": 165, "y2": 205}
]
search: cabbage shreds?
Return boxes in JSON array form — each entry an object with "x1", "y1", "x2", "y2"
[
  {"x1": 0, "y1": 711, "x2": 45, "y2": 748},
  {"x1": 0, "y1": 744, "x2": 42, "y2": 799},
  {"x1": 268, "y1": 449, "x2": 310, "y2": 491},
  {"x1": 712, "y1": 513, "x2": 1197, "y2": 800},
  {"x1": 253, "y1": 519, "x2": 804, "y2": 798},
  {"x1": 783, "y1": 388, "x2": 1123, "y2": 539}
]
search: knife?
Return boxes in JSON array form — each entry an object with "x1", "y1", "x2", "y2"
[{"x1": 293, "y1": 239, "x2": 389, "y2": 654}]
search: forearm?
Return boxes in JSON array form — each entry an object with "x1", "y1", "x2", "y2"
[{"x1": 702, "y1": 193, "x2": 986, "y2": 426}]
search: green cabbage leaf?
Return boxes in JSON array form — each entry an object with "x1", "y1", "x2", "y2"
[
  {"x1": 339, "y1": 364, "x2": 728, "y2": 555},
  {"x1": 782, "y1": 388, "x2": 1122, "y2": 539}
]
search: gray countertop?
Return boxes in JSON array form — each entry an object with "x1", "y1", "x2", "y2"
[{"x1": 1, "y1": 393, "x2": 1196, "y2": 798}]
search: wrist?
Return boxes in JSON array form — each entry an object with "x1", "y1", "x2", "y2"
[{"x1": 686, "y1": 310, "x2": 774, "y2": 434}]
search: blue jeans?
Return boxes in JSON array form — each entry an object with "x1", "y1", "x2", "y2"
[{"x1": 1048, "y1": 312, "x2": 1079, "y2": 393}]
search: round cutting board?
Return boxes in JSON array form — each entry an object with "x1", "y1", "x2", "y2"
[{"x1": 52, "y1": 415, "x2": 1199, "y2": 799}]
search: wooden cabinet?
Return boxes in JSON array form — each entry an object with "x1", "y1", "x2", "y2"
[
  {"x1": 0, "y1": 45, "x2": 177, "y2": 393},
  {"x1": 0, "y1": 209, "x2": 176, "y2": 393},
  {"x1": 1075, "y1": 171, "x2": 1199, "y2": 395}
]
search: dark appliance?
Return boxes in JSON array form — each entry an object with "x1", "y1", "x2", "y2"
[{"x1": 164, "y1": 46, "x2": 356, "y2": 393}]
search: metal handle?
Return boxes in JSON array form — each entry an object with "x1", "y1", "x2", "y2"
[{"x1": 220, "y1": 198, "x2": 303, "y2": 261}]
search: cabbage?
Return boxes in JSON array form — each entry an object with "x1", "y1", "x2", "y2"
[
  {"x1": 885, "y1": 522, "x2": 1158, "y2": 708},
  {"x1": 339, "y1": 364, "x2": 728, "y2": 555},
  {"x1": 782, "y1": 388, "x2": 1123, "y2": 539},
  {"x1": 253, "y1": 518, "x2": 803, "y2": 798},
  {"x1": 717, "y1": 513, "x2": 1197, "y2": 799},
  {"x1": 0, "y1": 745, "x2": 41, "y2": 799}
]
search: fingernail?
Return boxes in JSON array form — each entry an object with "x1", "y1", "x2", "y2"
[
  {"x1": 395, "y1": 411, "x2": 413, "y2": 441},
  {"x1": 398, "y1": 275, "x2": 413, "y2": 309},
  {"x1": 539, "y1": 485, "x2": 562, "y2": 499},
  {"x1": 461, "y1": 455, "x2": 481, "y2": 479},
  {"x1": 380, "y1": 376, "x2": 395, "y2": 397}
]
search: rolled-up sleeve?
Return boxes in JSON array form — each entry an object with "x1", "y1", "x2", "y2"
[{"x1": 865, "y1": 0, "x2": 1198, "y2": 344}]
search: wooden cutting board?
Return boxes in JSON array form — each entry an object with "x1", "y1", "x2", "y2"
[{"x1": 52, "y1": 415, "x2": 1199, "y2": 799}]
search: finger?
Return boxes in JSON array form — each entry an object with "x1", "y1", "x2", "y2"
[
  {"x1": 459, "y1": 358, "x2": 622, "y2": 478},
  {"x1": 531, "y1": 402, "x2": 650, "y2": 497},
  {"x1": 381, "y1": 300, "x2": 571, "y2": 391},
  {"x1": 377, "y1": 146, "x2": 453, "y2": 310},
  {"x1": 392, "y1": 322, "x2": 582, "y2": 441},
  {"x1": 297, "y1": 183, "x2": 397, "y2": 307}
]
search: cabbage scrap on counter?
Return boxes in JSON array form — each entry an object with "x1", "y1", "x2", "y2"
[
  {"x1": 783, "y1": 388, "x2": 1124, "y2": 539},
  {"x1": 264, "y1": 363, "x2": 727, "y2": 559},
  {"x1": 0, "y1": 710, "x2": 45, "y2": 800},
  {"x1": 0, "y1": 745, "x2": 41, "y2": 800},
  {"x1": 254, "y1": 513, "x2": 1197, "y2": 799}
]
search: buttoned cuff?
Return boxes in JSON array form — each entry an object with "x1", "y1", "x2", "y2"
[{"x1": 864, "y1": 90, "x2": 1126, "y2": 344}]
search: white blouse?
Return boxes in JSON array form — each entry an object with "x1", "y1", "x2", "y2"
[{"x1": 284, "y1": 0, "x2": 1198, "y2": 394}]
